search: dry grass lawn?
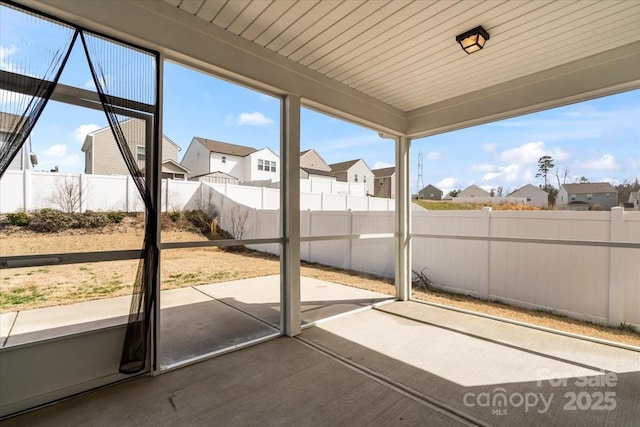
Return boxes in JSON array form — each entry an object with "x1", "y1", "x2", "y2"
[{"x1": 1, "y1": 220, "x2": 639, "y2": 346}]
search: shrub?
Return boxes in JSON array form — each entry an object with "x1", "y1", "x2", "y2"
[
  {"x1": 74, "y1": 211, "x2": 111, "y2": 229},
  {"x1": 185, "y1": 209, "x2": 216, "y2": 236},
  {"x1": 28, "y1": 209, "x2": 111, "y2": 232},
  {"x1": 106, "y1": 211, "x2": 126, "y2": 224},
  {"x1": 7, "y1": 212, "x2": 31, "y2": 226},
  {"x1": 169, "y1": 211, "x2": 182, "y2": 222},
  {"x1": 29, "y1": 209, "x2": 75, "y2": 232}
]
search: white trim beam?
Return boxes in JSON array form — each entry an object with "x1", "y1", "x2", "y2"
[{"x1": 406, "y1": 41, "x2": 640, "y2": 138}]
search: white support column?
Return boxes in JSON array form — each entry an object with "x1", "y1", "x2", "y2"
[
  {"x1": 281, "y1": 95, "x2": 301, "y2": 337},
  {"x1": 395, "y1": 135, "x2": 411, "y2": 301}
]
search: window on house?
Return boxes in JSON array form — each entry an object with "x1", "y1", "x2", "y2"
[
  {"x1": 258, "y1": 159, "x2": 264, "y2": 171},
  {"x1": 527, "y1": 197, "x2": 531, "y2": 202},
  {"x1": 363, "y1": 175, "x2": 367, "y2": 183},
  {"x1": 221, "y1": 156, "x2": 226, "y2": 164},
  {"x1": 355, "y1": 174, "x2": 358, "y2": 182},
  {"x1": 270, "y1": 161, "x2": 276, "y2": 172},
  {"x1": 379, "y1": 178, "x2": 384, "y2": 185},
  {"x1": 136, "y1": 145, "x2": 145, "y2": 161},
  {"x1": 606, "y1": 193, "x2": 610, "y2": 197},
  {"x1": 587, "y1": 194, "x2": 593, "y2": 200},
  {"x1": 570, "y1": 194, "x2": 576, "y2": 201}
]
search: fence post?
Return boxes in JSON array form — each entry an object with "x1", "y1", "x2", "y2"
[
  {"x1": 23, "y1": 169, "x2": 30, "y2": 212},
  {"x1": 480, "y1": 207, "x2": 492, "y2": 299},
  {"x1": 308, "y1": 209, "x2": 312, "y2": 262},
  {"x1": 347, "y1": 209, "x2": 353, "y2": 270},
  {"x1": 79, "y1": 173, "x2": 85, "y2": 213},
  {"x1": 261, "y1": 186, "x2": 265, "y2": 209},
  {"x1": 344, "y1": 193, "x2": 348, "y2": 210},
  {"x1": 165, "y1": 178, "x2": 170, "y2": 213},
  {"x1": 608, "y1": 207, "x2": 624, "y2": 325}
]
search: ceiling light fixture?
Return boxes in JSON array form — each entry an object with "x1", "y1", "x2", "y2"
[{"x1": 456, "y1": 26, "x2": 490, "y2": 54}]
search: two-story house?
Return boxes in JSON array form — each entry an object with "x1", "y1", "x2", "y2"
[
  {"x1": 508, "y1": 184, "x2": 549, "y2": 208},
  {"x1": 329, "y1": 159, "x2": 374, "y2": 196},
  {"x1": 82, "y1": 118, "x2": 189, "y2": 179},
  {"x1": 1, "y1": 111, "x2": 30, "y2": 171},
  {"x1": 557, "y1": 182, "x2": 618, "y2": 211},
  {"x1": 181, "y1": 137, "x2": 279, "y2": 184},
  {"x1": 373, "y1": 167, "x2": 395, "y2": 198},
  {"x1": 299, "y1": 149, "x2": 335, "y2": 181}
]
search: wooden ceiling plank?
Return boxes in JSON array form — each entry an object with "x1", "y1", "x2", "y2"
[
  {"x1": 241, "y1": 1, "x2": 296, "y2": 42},
  {"x1": 196, "y1": 0, "x2": 227, "y2": 22},
  {"x1": 372, "y1": 2, "x2": 638, "y2": 106},
  {"x1": 228, "y1": 1, "x2": 273, "y2": 35},
  {"x1": 253, "y1": 1, "x2": 320, "y2": 48},
  {"x1": 213, "y1": 0, "x2": 251, "y2": 30},
  {"x1": 277, "y1": 1, "x2": 366, "y2": 58},
  {"x1": 287, "y1": 1, "x2": 391, "y2": 63},
  {"x1": 178, "y1": 0, "x2": 205, "y2": 15},
  {"x1": 266, "y1": 0, "x2": 341, "y2": 54}
]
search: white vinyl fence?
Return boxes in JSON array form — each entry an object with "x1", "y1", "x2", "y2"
[
  {"x1": 0, "y1": 170, "x2": 392, "y2": 213},
  {"x1": 3, "y1": 170, "x2": 638, "y2": 327},
  {"x1": 218, "y1": 203, "x2": 639, "y2": 328}
]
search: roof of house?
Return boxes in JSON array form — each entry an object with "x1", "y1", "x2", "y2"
[
  {"x1": 508, "y1": 183, "x2": 548, "y2": 196},
  {"x1": 190, "y1": 171, "x2": 239, "y2": 180},
  {"x1": 301, "y1": 167, "x2": 335, "y2": 177},
  {"x1": 373, "y1": 167, "x2": 395, "y2": 178},
  {"x1": 459, "y1": 184, "x2": 490, "y2": 196},
  {"x1": 561, "y1": 182, "x2": 617, "y2": 194},
  {"x1": 0, "y1": 111, "x2": 22, "y2": 132},
  {"x1": 194, "y1": 137, "x2": 257, "y2": 157},
  {"x1": 418, "y1": 184, "x2": 442, "y2": 193},
  {"x1": 300, "y1": 149, "x2": 312, "y2": 156},
  {"x1": 329, "y1": 159, "x2": 361, "y2": 172},
  {"x1": 81, "y1": 118, "x2": 180, "y2": 152}
]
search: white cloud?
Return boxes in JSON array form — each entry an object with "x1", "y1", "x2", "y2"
[
  {"x1": 237, "y1": 111, "x2": 273, "y2": 126},
  {"x1": 481, "y1": 164, "x2": 534, "y2": 184},
  {"x1": 470, "y1": 164, "x2": 496, "y2": 173},
  {"x1": 374, "y1": 161, "x2": 393, "y2": 169},
  {"x1": 426, "y1": 151, "x2": 442, "y2": 160},
  {"x1": 44, "y1": 144, "x2": 67, "y2": 157},
  {"x1": 0, "y1": 45, "x2": 21, "y2": 74},
  {"x1": 74, "y1": 124, "x2": 101, "y2": 143},
  {"x1": 576, "y1": 154, "x2": 620, "y2": 171},
  {"x1": 482, "y1": 143, "x2": 497, "y2": 152},
  {"x1": 437, "y1": 177, "x2": 458, "y2": 189},
  {"x1": 500, "y1": 141, "x2": 569, "y2": 164}
]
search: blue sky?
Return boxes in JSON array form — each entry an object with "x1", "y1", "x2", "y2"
[{"x1": 2, "y1": 4, "x2": 638, "y2": 195}]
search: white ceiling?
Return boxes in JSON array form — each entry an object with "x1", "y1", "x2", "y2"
[
  {"x1": 23, "y1": 0, "x2": 640, "y2": 136},
  {"x1": 166, "y1": 0, "x2": 640, "y2": 112}
]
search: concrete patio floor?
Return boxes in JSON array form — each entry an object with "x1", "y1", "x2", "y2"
[
  {"x1": 1, "y1": 275, "x2": 393, "y2": 366},
  {"x1": 2, "y1": 299, "x2": 639, "y2": 426}
]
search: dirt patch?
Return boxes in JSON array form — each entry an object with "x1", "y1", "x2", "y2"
[{"x1": 1, "y1": 224, "x2": 638, "y2": 346}]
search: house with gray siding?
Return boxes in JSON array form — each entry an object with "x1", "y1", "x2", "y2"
[
  {"x1": 557, "y1": 182, "x2": 618, "y2": 211},
  {"x1": 417, "y1": 184, "x2": 443, "y2": 200},
  {"x1": 373, "y1": 167, "x2": 395, "y2": 198},
  {"x1": 82, "y1": 119, "x2": 188, "y2": 179},
  {"x1": 1, "y1": 112, "x2": 30, "y2": 171},
  {"x1": 458, "y1": 184, "x2": 490, "y2": 198},
  {"x1": 508, "y1": 184, "x2": 549, "y2": 208}
]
